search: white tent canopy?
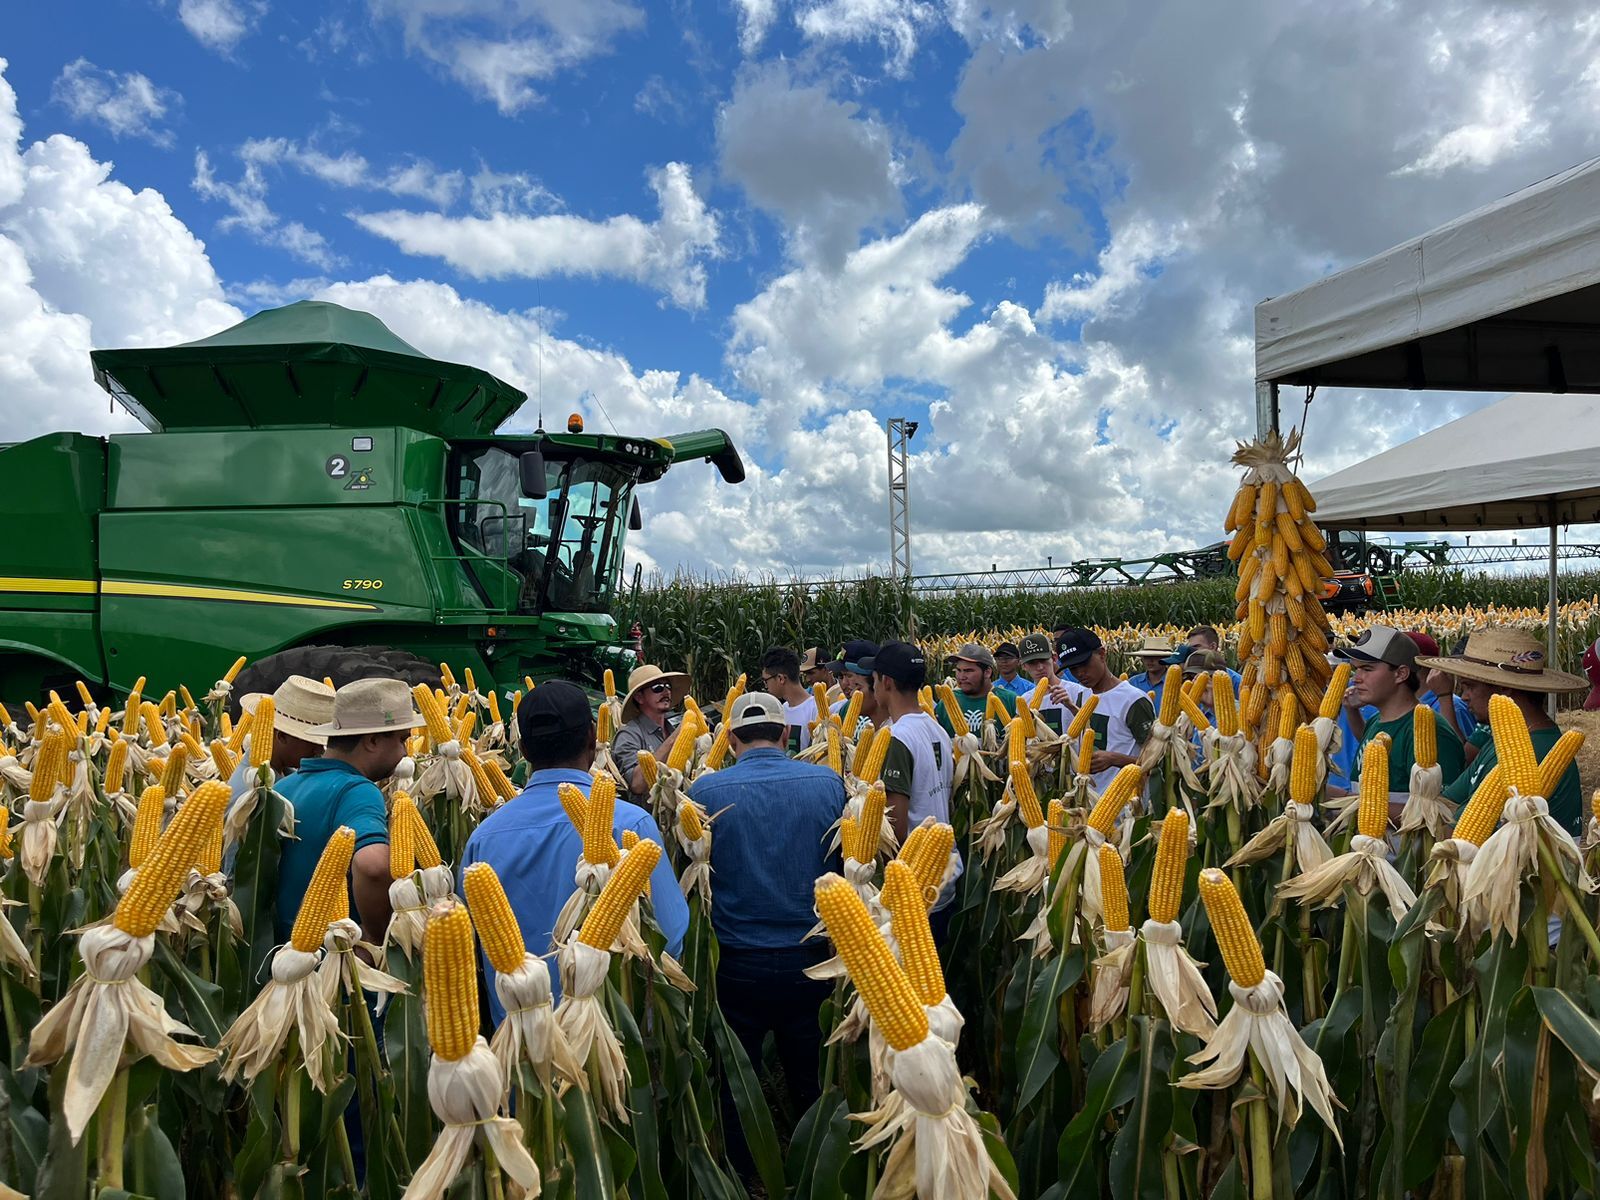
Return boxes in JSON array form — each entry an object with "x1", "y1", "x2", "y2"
[
  {"x1": 1255, "y1": 158, "x2": 1600, "y2": 393},
  {"x1": 1309, "y1": 394, "x2": 1600, "y2": 530}
]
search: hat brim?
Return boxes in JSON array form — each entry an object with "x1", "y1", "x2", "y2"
[
  {"x1": 951, "y1": 655, "x2": 995, "y2": 669},
  {"x1": 1414, "y1": 654, "x2": 1588, "y2": 693},
  {"x1": 239, "y1": 692, "x2": 332, "y2": 747},
  {"x1": 305, "y1": 707, "x2": 424, "y2": 738},
  {"x1": 620, "y1": 671, "x2": 689, "y2": 721}
]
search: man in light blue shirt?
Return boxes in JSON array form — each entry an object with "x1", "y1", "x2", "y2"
[
  {"x1": 689, "y1": 691, "x2": 845, "y2": 1172},
  {"x1": 993, "y1": 642, "x2": 1030, "y2": 697},
  {"x1": 462, "y1": 681, "x2": 687, "y2": 1018}
]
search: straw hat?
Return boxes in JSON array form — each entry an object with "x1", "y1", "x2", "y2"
[
  {"x1": 239, "y1": 675, "x2": 335, "y2": 747},
  {"x1": 620, "y1": 665, "x2": 689, "y2": 721},
  {"x1": 307, "y1": 677, "x2": 424, "y2": 737},
  {"x1": 1415, "y1": 627, "x2": 1588, "y2": 693},
  {"x1": 1134, "y1": 636, "x2": 1175, "y2": 657}
]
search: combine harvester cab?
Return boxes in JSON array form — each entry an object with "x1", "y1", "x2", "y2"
[{"x1": 0, "y1": 300, "x2": 743, "y2": 701}]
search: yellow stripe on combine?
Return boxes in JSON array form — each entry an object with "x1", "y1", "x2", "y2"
[
  {"x1": 101, "y1": 580, "x2": 379, "y2": 611},
  {"x1": 0, "y1": 576, "x2": 98, "y2": 595}
]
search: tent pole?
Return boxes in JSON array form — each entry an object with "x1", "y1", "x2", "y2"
[
  {"x1": 1548, "y1": 501, "x2": 1559, "y2": 719},
  {"x1": 1255, "y1": 381, "x2": 1280, "y2": 439}
]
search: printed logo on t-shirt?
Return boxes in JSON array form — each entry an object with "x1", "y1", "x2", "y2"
[{"x1": 932, "y1": 742, "x2": 943, "y2": 770}]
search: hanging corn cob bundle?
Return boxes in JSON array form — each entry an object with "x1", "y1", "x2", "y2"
[
  {"x1": 217, "y1": 826, "x2": 356, "y2": 1092},
  {"x1": 1277, "y1": 738, "x2": 1416, "y2": 918},
  {"x1": 404, "y1": 897, "x2": 542, "y2": 1200},
  {"x1": 553, "y1": 774, "x2": 621, "y2": 943},
  {"x1": 25, "y1": 779, "x2": 228, "y2": 1144},
  {"x1": 1137, "y1": 808, "x2": 1217, "y2": 1036},
  {"x1": 1460, "y1": 696, "x2": 1591, "y2": 943},
  {"x1": 813, "y1": 872, "x2": 1016, "y2": 1200},
  {"x1": 1226, "y1": 430, "x2": 1336, "y2": 752},
  {"x1": 1228, "y1": 724, "x2": 1334, "y2": 874},
  {"x1": 556, "y1": 838, "x2": 663, "y2": 1120}
]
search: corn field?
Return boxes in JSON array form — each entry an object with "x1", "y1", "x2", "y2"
[{"x1": 4, "y1": 445, "x2": 1600, "y2": 1198}]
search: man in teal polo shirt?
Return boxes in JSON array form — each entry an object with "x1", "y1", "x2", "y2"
[
  {"x1": 1423, "y1": 627, "x2": 1588, "y2": 835},
  {"x1": 276, "y1": 677, "x2": 419, "y2": 946},
  {"x1": 1338, "y1": 624, "x2": 1465, "y2": 801}
]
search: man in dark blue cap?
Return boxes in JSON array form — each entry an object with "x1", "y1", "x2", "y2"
[
  {"x1": 461, "y1": 681, "x2": 688, "y2": 1015},
  {"x1": 828, "y1": 639, "x2": 882, "y2": 736}
]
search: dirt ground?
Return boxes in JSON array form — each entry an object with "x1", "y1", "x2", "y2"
[{"x1": 1557, "y1": 707, "x2": 1600, "y2": 802}]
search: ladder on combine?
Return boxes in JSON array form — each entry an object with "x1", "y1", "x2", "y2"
[{"x1": 1372, "y1": 574, "x2": 1404, "y2": 610}]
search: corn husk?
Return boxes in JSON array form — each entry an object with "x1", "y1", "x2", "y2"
[
  {"x1": 674, "y1": 804, "x2": 713, "y2": 907},
  {"x1": 402, "y1": 1039, "x2": 541, "y2": 1200},
  {"x1": 217, "y1": 946, "x2": 343, "y2": 1092},
  {"x1": 555, "y1": 939, "x2": 628, "y2": 1121},
  {"x1": 1226, "y1": 801, "x2": 1333, "y2": 873},
  {"x1": 1399, "y1": 761, "x2": 1451, "y2": 840},
  {"x1": 224, "y1": 763, "x2": 295, "y2": 849},
  {"x1": 1140, "y1": 918, "x2": 1218, "y2": 1037},
  {"x1": 1088, "y1": 929, "x2": 1137, "y2": 1029},
  {"x1": 1276, "y1": 833, "x2": 1416, "y2": 919},
  {"x1": 491, "y1": 952, "x2": 583, "y2": 1093},
  {"x1": 1461, "y1": 792, "x2": 1590, "y2": 941},
  {"x1": 994, "y1": 823, "x2": 1051, "y2": 897}
]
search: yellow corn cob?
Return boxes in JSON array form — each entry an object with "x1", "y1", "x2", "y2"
[
  {"x1": 856, "y1": 725, "x2": 892, "y2": 785},
  {"x1": 1012, "y1": 763, "x2": 1044, "y2": 829},
  {"x1": 1046, "y1": 798, "x2": 1067, "y2": 869},
  {"x1": 227, "y1": 709, "x2": 252, "y2": 756},
  {"x1": 855, "y1": 783, "x2": 886, "y2": 862},
  {"x1": 1357, "y1": 739, "x2": 1389, "y2": 840},
  {"x1": 160, "y1": 745, "x2": 189, "y2": 797},
  {"x1": 455, "y1": 712, "x2": 477, "y2": 745},
  {"x1": 1157, "y1": 666, "x2": 1183, "y2": 725},
  {"x1": 1076, "y1": 730, "x2": 1096, "y2": 777},
  {"x1": 1318, "y1": 663, "x2": 1350, "y2": 720},
  {"x1": 667, "y1": 721, "x2": 696, "y2": 774},
  {"x1": 1006, "y1": 716, "x2": 1027, "y2": 771},
  {"x1": 836, "y1": 691, "x2": 861, "y2": 735},
  {"x1": 1277, "y1": 694, "x2": 1301, "y2": 742},
  {"x1": 485, "y1": 759, "x2": 518, "y2": 802},
  {"x1": 523, "y1": 676, "x2": 535, "y2": 693},
  {"x1": 1452, "y1": 765, "x2": 1507, "y2": 846},
  {"x1": 984, "y1": 692, "x2": 1007, "y2": 725},
  {"x1": 596, "y1": 703, "x2": 614, "y2": 744},
  {"x1": 218, "y1": 655, "x2": 247, "y2": 686},
  {"x1": 1030, "y1": 678, "x2": 1049, "y2": 709},
  {"x1": 390, "y1": 794, "x2": 418, "y2": 880},
  {"x1": 1289, "y1": 725, "x2": 1320, "y2": 806},
  {"x1": 812, "y1": 682, "x2": 828, "y2": 719},
  {"x1": 463, "y1": 861, "x2": 526, "y2": 975},
  {"x1": 1255, "y1": 479, "x2": 1279, "y2": 533},
  {"x1": 1227, "y1": 526, "x2": 1253, "y2": 563},
  {"x1": 0, "y1": 808, "x2": 10, "y2": 858},
  {"x1": 179, "y1": 686, "x2": 199, "y2": 715},
  {"x1": 1242, "y1": 682, "x2": 1268, "y2": 730},
  {"x1": 104, "y1": 739, "x2": 129, "y2": 794},
  {"x1": 288, "y1": 826, "x2": 356, "y2": 952},
  {"x1": 1535, "y1": 729, "x2": 1585, "y2": 799},
  {"x1": 48, "y1": 695, "x2": 75, "y2": 737},
  {"x1": 439, "y1": 663, "x2": 457, "y2": 691},
  {"x1": 826, "y1": 725, "x2": 843, "y2": 775},
  {"x1": 1015, "y1": 694, "x2": 1036, "y2": 739},
  {"x1": 0, "y1": 701, "x2": 10, "y2": 729},
  {"x1": 813, "y1": 874, "x2": 928, "y2": 1052},
  {"x1": 114, "y1": 781, "x2": 229, "y2": 938},
  {"x1": 462, "y1": 747, "x2": 498, "y2": 805},
  {"x1": 1197, "y1": 868, "x2": 1265, "y2": 989},
  {"x1": 578, "y1": 839, "x2": 661, "y2": 950},
  {"x1": 1488, "y1": 693, "x2": 1540, "y2": 799},
  {"x1": 703, "y1": 725, "x2": 730, "y2": 772},
  {"x1": 411, "y1": 684, "x2": 451, "y2": 745},
  {"x1": 678, "y1": 800, "x2": 705, "y2": 842},
  {"x1": 936, "y1": 684, "x2": 969, "y2": 739},
  {"x1": 638, "y1": 750, "x2": 660, "y2": 788},
  {"x1": 249, "y1": 698, "x2": 277, "y2": 769},
  {"x1": 486, "y1": 690, "x2": 502, "y2": 726},
  {"x1": 601, "y1": 668, "x2": 616, "y2": 699},
  {"x1": 1086, "y1": 765, "x2": 1143, "y2": 835},
  {"x1": 74, "y1": 680, "x2": 95, "y2": 710},
  {"x1": 908, "y1": 823, "x2": 955, "y2": 903},
  {"x1": 29, "y1": 731, "x2": 70, "y2": 803},
  {"x1": 1211, "y1": 672, "x2": 1238, "y2": 736},
  {"x1": 120, "y1": 691, "x2": 143, "y2": 737},
  {"x1": 621, "y1": 829, "x2": 639, "y2": 851},
  {"x1": 1411, "y1": 704, "x2": 1437, "y2": 770},
  {"x1": 881, "y1": 859, "x2": 945, "y2": 1005},
  {"x1": 1148, "y1": 808, "x2": 1190, "y2": 924},
  {"x1": 583, "y1": 773, "x2": 620, "y2": 867},
  {"x1": 128, "y1": 784, "x2": 166, "y2": 870},
  {"x1": 1227, "y1": 482, "x2": 1257, "y2": 532},
  {"x1": 408, "y1": 798, "x2": 444, "y2": 870},
  {"x1": 840, "y1": 816, "x2": 860, "y2": 862},
  {"x1": 557, "y1": 782, "x2": 588, "y2": 832},
  {"x1": 423, "y1": 899, "x2": 478, "y2": 1061},
  {"x1": 159, "y1": 692, "x2": 177, "y2": 719},
  {"x1": 179, "y1": 731, "x2": 206, "y2": 764},
  {"x1": 1067, "y1": 693, "x2": 1099, "y2": 740},
  {"x1": 1178, "y1": 690, "x2": 1212, "y2": 732},
  {"x1": 1099, "y1": 845, "x2": 1130, "y2": 933},
  {"x1": 197, "y1": 808, "x2": 223, "y2": 876},
  {"x1": 1590, "y1": 787, "x2": 1600, "y2": 820}
]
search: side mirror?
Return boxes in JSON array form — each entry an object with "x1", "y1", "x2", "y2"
[
  {"x1": 629, "y1": 496, "x2": 643, "y2": 531},
  {"x1": 519, "y1": 449, "x2": 548, "y2": 499}
]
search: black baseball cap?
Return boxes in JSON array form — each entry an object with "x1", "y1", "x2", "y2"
[
  {"x1": 862, "y1": 641, "x2": 927, "y2": 687},
  {"x1": 995, "y1": 641, "x2": 1020, "y2": 659},
  {"x1": 516, "y1": 680, "x2": 593, "y2": 741},
  {"x1": 1163, "y1": 644, "x2": 1197, "y2": 667},
  {"x1": 828, "y1": 639, "x2": 880, "y2": 676},
  {"x1": 1056, "y1": 628, "x2": 1103, "y2": 668}
]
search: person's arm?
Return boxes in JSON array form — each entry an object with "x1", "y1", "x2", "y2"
[
  {"x1": 352, "y1": 844, "x2": 392, "y2": 949},
  {"x1": 879, "y1": 736, "x2": 915, "y2": 839}
]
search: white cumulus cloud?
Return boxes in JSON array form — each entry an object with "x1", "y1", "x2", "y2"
[{"x1": 51, "y1": 59, "x2": 179, "y2": 145}]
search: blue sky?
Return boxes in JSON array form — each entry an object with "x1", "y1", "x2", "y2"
[{"x1": 4, "y1": 2, "x2": 1599, "y2": 576}]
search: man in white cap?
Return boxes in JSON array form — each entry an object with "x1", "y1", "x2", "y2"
[
  {"x1": 613, "y1": 664, "x2": 690, "y2": 799},
  {"x1": 1423, "y1": 627, "x2": 1588, "y2": 834},
  {"x1": 227, "y1": 675, "x2": 334, "y2": 808},
  {"x1": 277, "y1": 677, "x2": 420, "y2": 947}
]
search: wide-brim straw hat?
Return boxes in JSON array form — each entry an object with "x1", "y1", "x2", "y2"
[
  {"x1": 1135, "y1": 636, "x2": 1175, "y2": 657},
  {"x1": 1416, "y1": 627, "x2": 1588, "y2": 693},
  {"x1": 621, "y1": 665, "x2": 689, "y2": 721},
  {"x1": 306, "y1": 677, "x2": 424, "y2": 737},
  {"x1": 240, "y1": 675, "x2": 335, "y2": 747}
]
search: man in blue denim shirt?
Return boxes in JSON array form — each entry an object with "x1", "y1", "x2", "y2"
[
  {"x1": 462, "y1": 682, "x2": 688, "y2": 1017},
  {"x1": 689, "y1": 691, "x2": 845, "y2": 1159}
]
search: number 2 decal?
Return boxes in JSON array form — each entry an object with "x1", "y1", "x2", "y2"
[{"x1": 326, "y1": 455, "x2": 349, "y2": 478}]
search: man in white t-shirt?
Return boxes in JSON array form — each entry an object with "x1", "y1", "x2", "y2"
[
  {"x1": 762, "y1": 646, "x2": 816, "y2": 754},
  {"x1": 869, "y1": 641, "x2": 961, "y2": 942},
  {"x1": 1055, "y1": 628, "x2": 1155, "y2": 792}
]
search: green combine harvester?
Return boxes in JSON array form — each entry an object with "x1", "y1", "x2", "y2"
[{"x1": 0, "y1": 301, "x2": 744, "y2": 702}]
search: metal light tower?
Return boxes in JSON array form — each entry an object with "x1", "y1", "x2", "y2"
[{"x1": 887, "y1": 418, "x2": 918, "y2": 578}]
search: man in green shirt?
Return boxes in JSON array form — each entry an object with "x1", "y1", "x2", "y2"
[
  {"x1": 1338, "y1": 624, "x2": 1465, "y2": 798},
  {"x1": 1420, "y1": 627, "x2": 1588, "y2": 835},
  {"x1": 937, "y1": 642, "x2": 1016, "y2": 736}
]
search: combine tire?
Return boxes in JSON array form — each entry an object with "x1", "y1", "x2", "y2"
[{"x1": 228, "y1": 645, "x2": 442, "y2": 715}]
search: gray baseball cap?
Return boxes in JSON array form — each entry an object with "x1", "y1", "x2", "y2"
[{"x1": 952, "y1": 642, "x2": 996, "y2": 670}]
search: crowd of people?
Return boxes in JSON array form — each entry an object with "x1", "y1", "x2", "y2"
[{"x1": 234, "y1": 617, "x2": 1588, "y2": 1180}]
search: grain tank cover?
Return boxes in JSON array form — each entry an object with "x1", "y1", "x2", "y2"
[{"x1": 90, "y1": 300, "x2": 527, "y2": 438}]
